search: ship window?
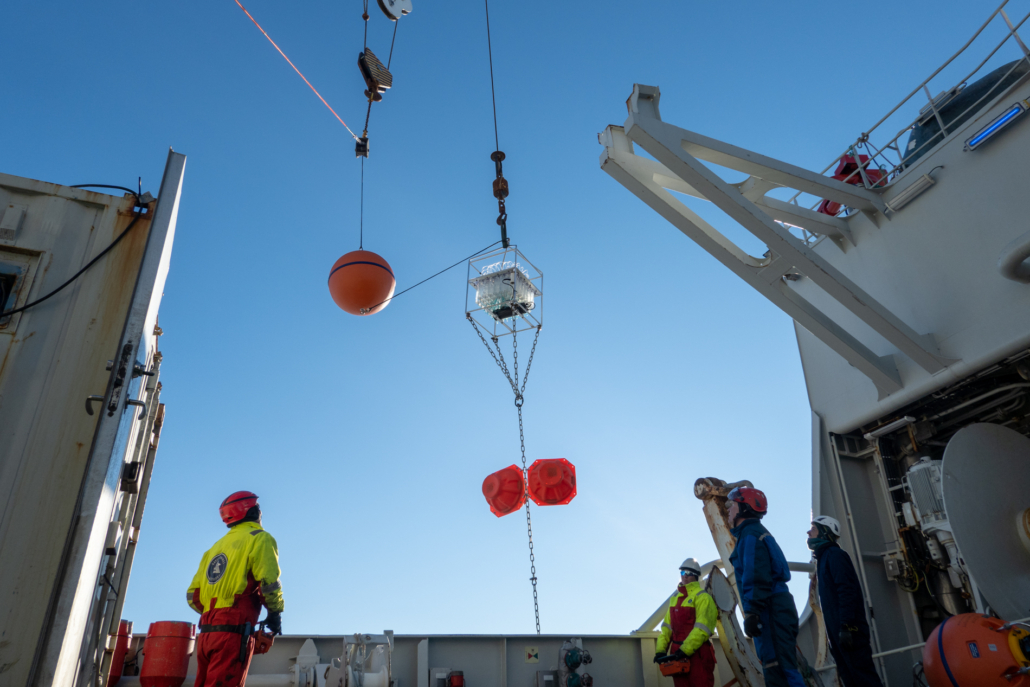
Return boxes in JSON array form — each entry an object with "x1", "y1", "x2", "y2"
[{"x1": 0, "y1": 250, "x2": 39, "y2": 331}]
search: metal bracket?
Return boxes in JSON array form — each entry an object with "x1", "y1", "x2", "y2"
[
  {"x1": 125, "y1": 400, "x2": 147, "y2": 423},
  {"x1": 85, "y1": 396, "x2": 105, "y2": 416}
]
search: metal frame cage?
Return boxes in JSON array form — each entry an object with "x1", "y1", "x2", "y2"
[{"x1": 466, "y1": 245, "x2": 543, "y2": 337}]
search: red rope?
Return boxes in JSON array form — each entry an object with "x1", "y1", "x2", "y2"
[{"x1": 232, "y1": 0, "x2": 358, "y2": 139}]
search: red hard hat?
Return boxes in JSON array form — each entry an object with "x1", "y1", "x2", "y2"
[
  {"x1": 727, "y1": 486, "x2": 768, "y2": 514},
  {"x1": 220, "y1": 491, "x2": 259, "y2": 525}
]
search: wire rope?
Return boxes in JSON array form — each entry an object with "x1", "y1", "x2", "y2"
[
  {"x1": 359, "y1": 157, "x2": 365, "y2": 249},
  {"x1": 483, "y1": 0, "x2": 501, "y2": 150},
  {"x1": 386, "y1": 20, "x2": 399, "y2": 69},
  {"x1": 231, "y1": 0, "x2": 358, "y2": 139},
  {"x1": 360, "y1": 240, "x2": 502, "y2": 313}
]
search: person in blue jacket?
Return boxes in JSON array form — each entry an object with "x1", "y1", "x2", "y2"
[
  {"x1": 726, "y1": 486, "x2": 806, "y2": 687},
  {"x1": 808, "y1": 515, "x2": 883, "y2": 687}
]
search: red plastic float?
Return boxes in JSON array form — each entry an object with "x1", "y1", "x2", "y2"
[
  {"x1": 923, "y1": 613, "x2": 1030, "y2": 687},
  {"x1": 140, "y1": 621, "x2": 195, "y2": 687},
  {"x1": 482, "y1": 465, "x2": 526, "y2": 517},
  {"x1": 328, "y1": 249, "x2": 396, "y2": 316},
  {"x1": 107, "y1": 620, "x2": 132, "y2": 687},
  {"x1": 527, "y1": 458, "x2": 577, "y2": 506},
  {"x1": 816, "y1": 154, "x2": 886, "y2": 216}
]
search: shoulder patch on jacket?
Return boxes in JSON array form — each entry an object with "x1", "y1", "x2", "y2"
[{"x1": 250, "y1": 529, "x2": 265, "y2": 536}]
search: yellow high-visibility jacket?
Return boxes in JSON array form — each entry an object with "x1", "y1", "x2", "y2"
[
  {"x1": 656, "y1": 580, "x2": 718, "y2": 656},
  {"x1": 187, "y1": 521, "x2": 284, "y2": 614}
]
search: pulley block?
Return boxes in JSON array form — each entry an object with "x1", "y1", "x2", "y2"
[
  {"x1": 377, "y1": 0, "x2": 413, "y2": 21},
  {"x1": 358, "y1": 48, "x2": 393, "y2": 102}
]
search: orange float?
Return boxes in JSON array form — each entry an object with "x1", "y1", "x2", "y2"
[
  {"x1": 923, "y1": 613, "x2": 1030, "y2": 687},
  {"x1": 527, "y1": 458, "x2": 577, "y2": 506},
  {"x1": 482, "y1": 465, "x2": 526, "y2": 517},
  {"x1": 140, "y1": 621, "x2": 195, "y2": 687},
  {"x1": 328, "y1": 250, "x2": 396, "y2": 315},
  {"x1": 107, "y1": 620, "x2": 132, "y2": 686}
]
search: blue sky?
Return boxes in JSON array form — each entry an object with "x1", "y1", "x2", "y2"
[{"x1": 3, "y1": 0, "x2": 1005, "y2": 636}]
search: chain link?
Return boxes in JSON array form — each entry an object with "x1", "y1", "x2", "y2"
[{"x1": 467, "y1": 315, "x2": 543, "y2": 633}]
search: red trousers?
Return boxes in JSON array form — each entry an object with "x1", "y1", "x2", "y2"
[
  {"x1": 195, "y1": 608, "x2": 257, "y2": 687},
  {"x1": 670, "y1": 640, "x2": 716, "y2": 687}
]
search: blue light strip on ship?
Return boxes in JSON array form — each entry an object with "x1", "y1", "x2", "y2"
[{"x1": 966, "y1": 102, "x2": 1026, "y2": 150}]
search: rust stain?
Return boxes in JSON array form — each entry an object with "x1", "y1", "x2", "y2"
[{"x1": 0, "y1": 330, "x2": 36, "y2": 381}]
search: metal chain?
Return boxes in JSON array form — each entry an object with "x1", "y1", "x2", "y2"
[
  {"x1": 518, "y1": 398, "x2": 540, "y2": 633},
  {"x1": 466, "y1": 315, "x2": 543, "y2": 633},
  {"x1": 520, "y1": 326, "x2": 541, "y2": 397}
]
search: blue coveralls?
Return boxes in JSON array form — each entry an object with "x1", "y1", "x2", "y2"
[
  {"x1": 813, "y1": 541, "x2": 883, "y2": 687},
  {"x1": 729, "y1": 518, "x2": 806, "y2": 687}
]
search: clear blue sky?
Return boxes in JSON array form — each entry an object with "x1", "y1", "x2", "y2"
[{"x1": 3, "y1": 0, "x2": 997, "y2": 636}]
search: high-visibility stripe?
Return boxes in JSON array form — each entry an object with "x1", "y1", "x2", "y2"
[
  {"x1": 694, "y1": 622, "x2": 712, "y2": 635},
  {"x1": 261, "y1": 581, "x2": 282, "y2": 594}
]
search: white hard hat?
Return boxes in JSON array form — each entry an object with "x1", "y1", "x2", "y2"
[
  {"x1": 812, "y1": 515, "x2": 842, "y2": 538},
  {"x1": 679, "y1": 558, "x2": 702, "y2": 575}
]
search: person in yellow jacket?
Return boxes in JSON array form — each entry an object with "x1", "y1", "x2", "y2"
[
  {"x1": 654, "y1": 558, "x2": 718, "y2": 687},
  {"x1": 187, "y1": 491, "x2": 284, "y2": 687}
]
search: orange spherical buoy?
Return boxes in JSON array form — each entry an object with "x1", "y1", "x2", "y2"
[
  {"x1": 328, "y1": 250, "x2": 396, "y2": 316},
  {"x1": 923, "y1": 613, "x2": 1030, "y2": 687},
  {"x1": 527, "y1": 458, "x2": 577, "y2": 506},
  {"x1": 482, "y1": 465, "x2": 526, "y2": 517}
]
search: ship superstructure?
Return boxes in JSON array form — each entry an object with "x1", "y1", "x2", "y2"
[{"x1": 601, "y1": 3, "x2": 1030, "y2": 685}]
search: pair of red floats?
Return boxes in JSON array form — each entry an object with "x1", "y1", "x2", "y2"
[{"x1": 482, "y1": 458, "x2": 577, "y2": 517}]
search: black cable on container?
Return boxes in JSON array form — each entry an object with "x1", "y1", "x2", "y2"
[{"x1": 0, "y1": 186, "x2": 145, "y2": 320}]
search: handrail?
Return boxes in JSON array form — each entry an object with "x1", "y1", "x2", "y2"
[{"x1": 779, "y1": 1, "x2": 1030, "y2": 239}]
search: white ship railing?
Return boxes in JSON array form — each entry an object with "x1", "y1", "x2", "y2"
[{"x1": 785, "y1": 0, "x2": 1030, "y2": 243}]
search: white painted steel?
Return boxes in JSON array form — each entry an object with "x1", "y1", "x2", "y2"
[
  {"x1": 39, "y1": 151, "x2": 184, "y2": 687},
  {"x1": 199, "y1": 634, "x2": 672, "y2": 687},
  {"x1": 999, "y1": 228, "x2": 1030, "y2": 282},
  {"x1": 0, "y1": 151, "x2": 184, "y2": 687}
]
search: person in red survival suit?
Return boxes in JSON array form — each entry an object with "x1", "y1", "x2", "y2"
[
  {"x1": 186, "y1": 492, "x2": 284, "y2": 687},
  {"x1": 653, "y1": 557, "x2": 718, "y2": 687}
]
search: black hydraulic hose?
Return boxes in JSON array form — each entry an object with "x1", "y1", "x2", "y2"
[{"x1": 0, "y1": 185, "x2": 144, "y2": 320}]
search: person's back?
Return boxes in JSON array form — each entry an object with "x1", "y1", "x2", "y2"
[
  {"x1": 809, "y1": 516, "x2": 883, "y2": 687},
  {"x1": 187, "y1": 492, "x2": 284, "y2": 687},
  {"x1": 728, "y1": 518, "x2": 792, "y2": 610},
  {"x1": 725, "y1": 487, "x2": 805, "y2": 687}
]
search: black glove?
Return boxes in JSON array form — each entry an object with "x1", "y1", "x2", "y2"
[
  {"x1": 266, "y1": 611, "x2": 282, "y2": 636},
  {"x1": 743, "y1": 614, "x2": 763, "y2": 638},
  {"x1": 672, "y1": 650, "x2": 688, "y2": 660},
  {"x1": 653, "y1": 652, "x2": 665, "y2": 664},
  {"x1": 839, "y1": 625, "x2": 857, "y2": 651}
]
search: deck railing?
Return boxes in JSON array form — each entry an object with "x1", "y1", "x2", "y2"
[{"x1": 784, "y1": 1, "x2": 1030, "y2": 241}]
